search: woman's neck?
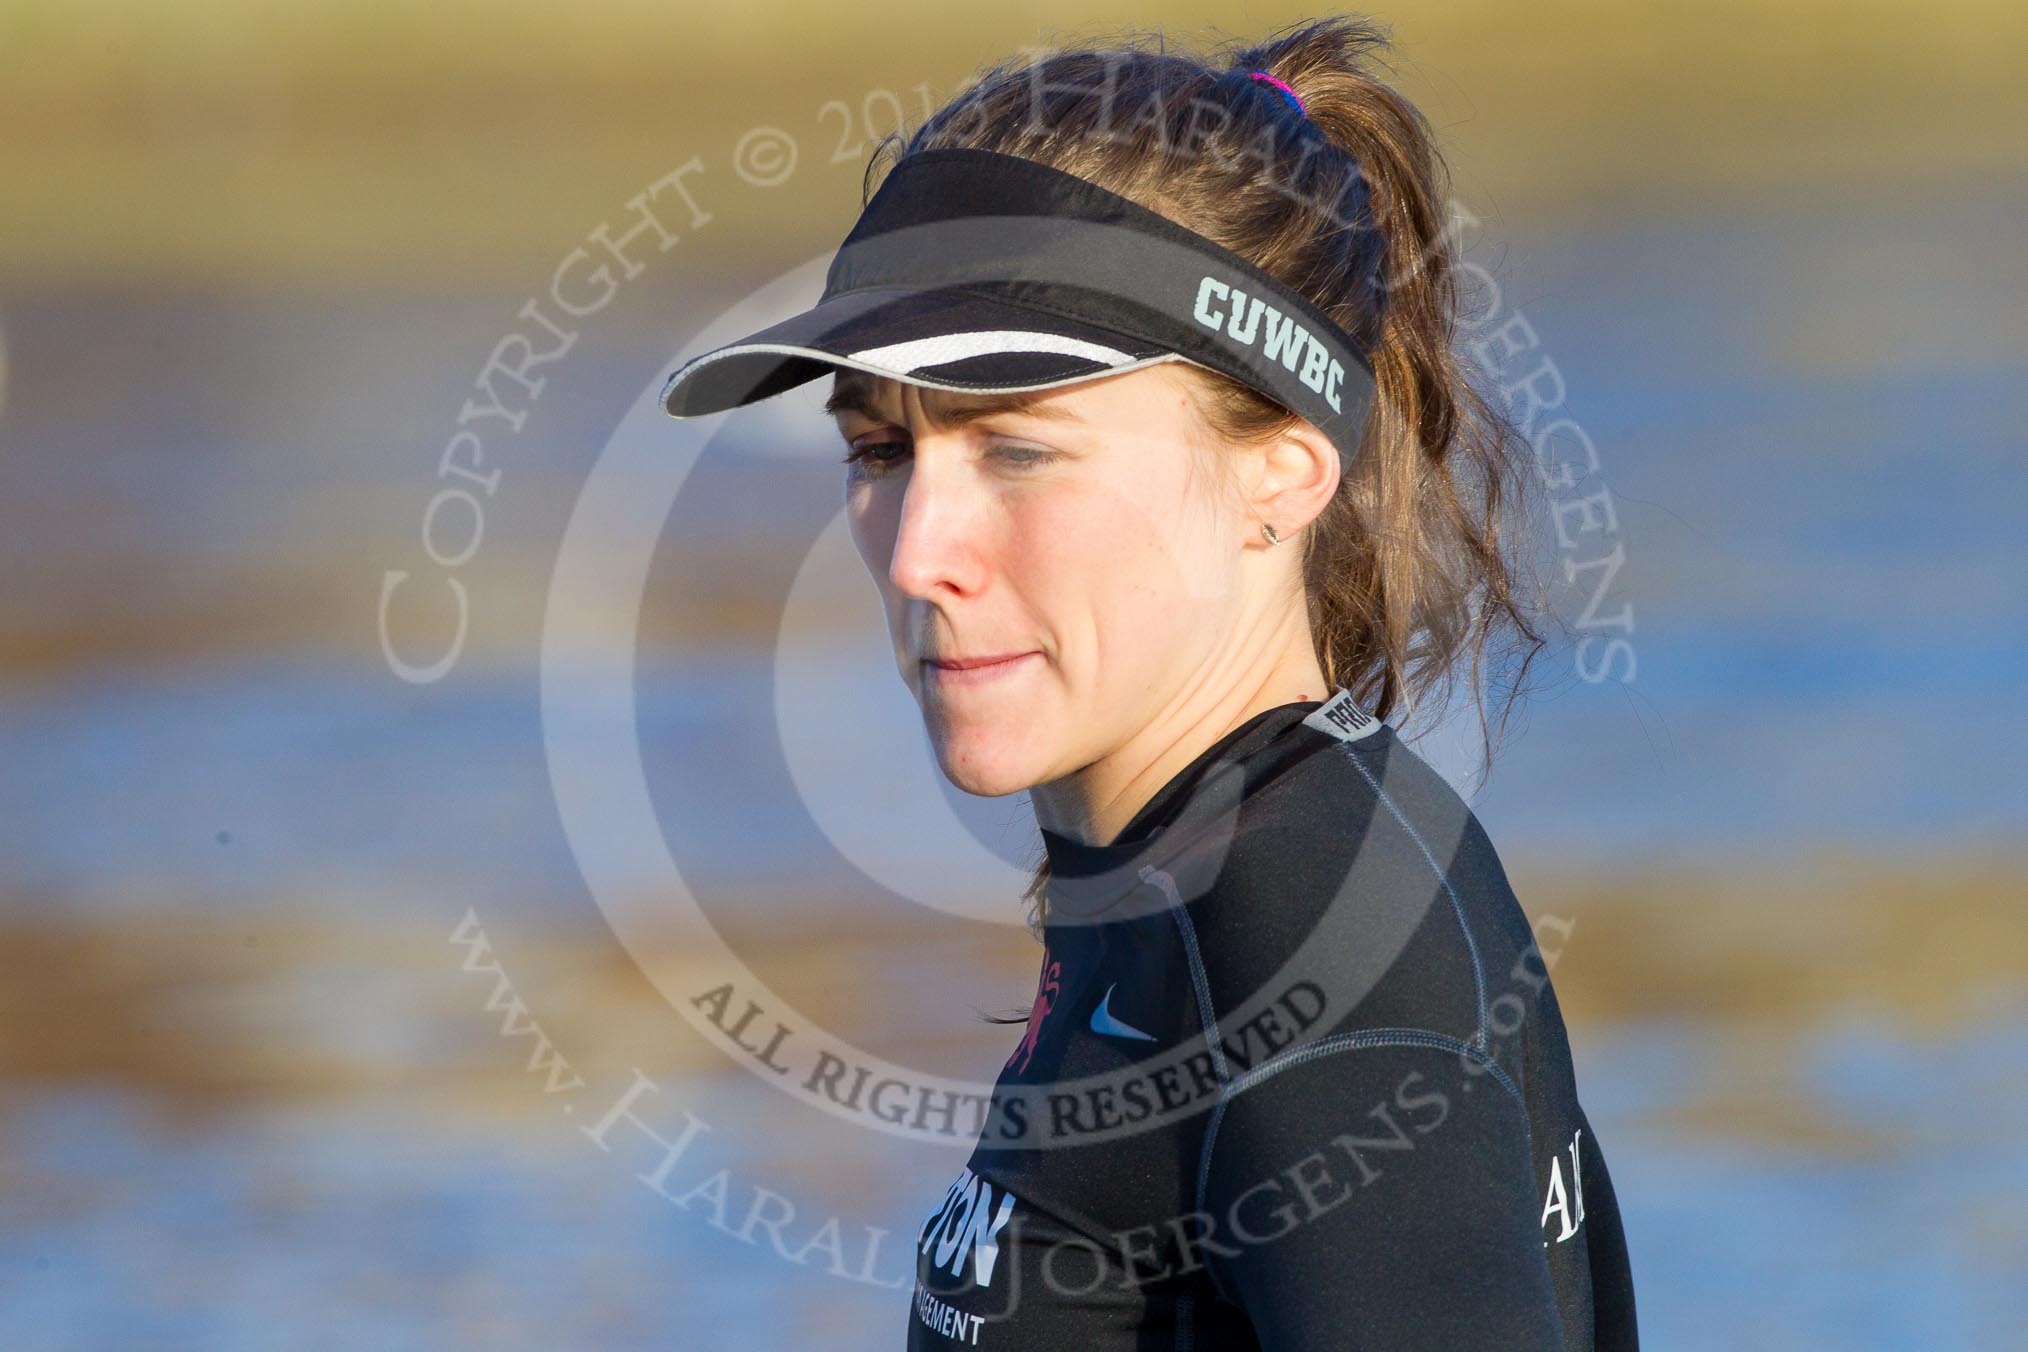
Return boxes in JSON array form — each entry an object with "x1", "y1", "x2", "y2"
[{"x1": 1031, "y1": 622, "x2": 1328, "y2": 849}]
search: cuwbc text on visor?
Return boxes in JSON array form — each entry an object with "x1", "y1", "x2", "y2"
[{"x1": 1193, "y1": 275, "x2": 1348, "y2": 414}]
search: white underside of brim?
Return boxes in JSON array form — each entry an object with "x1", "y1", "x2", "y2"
[
  {"x1": 662, "y1": 342, "x2": 1190, "y2": 415},
  {"x1": 848, "y1": 329, "x2": 1135, "y2": 368}
]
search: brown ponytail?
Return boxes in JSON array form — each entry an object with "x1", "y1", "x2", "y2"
[{"x1": 858, "y1": 16, "x2": 1553, "y2": 953}]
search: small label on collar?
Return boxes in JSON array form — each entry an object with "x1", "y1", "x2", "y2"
[{"x1": 1302, "y1": 688, "x2": 1381, "y2": 743}]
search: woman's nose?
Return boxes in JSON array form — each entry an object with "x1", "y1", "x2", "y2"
[{"x1": 886, "y1": 443, "x2": 987, "y2": 602}]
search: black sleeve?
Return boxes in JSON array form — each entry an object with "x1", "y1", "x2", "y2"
[{"x1": 1199, "y1": 1039, "x2": 1565, "y2": 1350}]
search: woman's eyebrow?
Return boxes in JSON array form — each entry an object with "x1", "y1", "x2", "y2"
[
  {"x1": 822, "y1": 384, "x2": 1083, "y2": 428},
  {"x1": 822, "y1": 387, "x2": 882, "y2": 421}
]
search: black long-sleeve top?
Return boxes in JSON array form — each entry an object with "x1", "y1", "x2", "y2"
[{"x1": 906, "y1": 689, "x2": 1640, "y2": 1350}]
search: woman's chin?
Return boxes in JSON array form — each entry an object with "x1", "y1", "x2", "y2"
[{"x1": 931, "y1": 736, "x2": 1044, "y2": 799}]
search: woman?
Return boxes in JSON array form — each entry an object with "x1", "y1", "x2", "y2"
[{"x1": 663, "y1": 15, "x2": 1638, "y2": 1349}]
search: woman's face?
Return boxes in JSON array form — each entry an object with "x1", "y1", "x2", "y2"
[{"x1": 835, "y1": 363, "x2": 1250, "y2": 798}]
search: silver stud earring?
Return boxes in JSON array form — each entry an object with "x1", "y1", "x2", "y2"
[{"x1": 1260, "y1": 522, "x2": 1282, "y2": 546}]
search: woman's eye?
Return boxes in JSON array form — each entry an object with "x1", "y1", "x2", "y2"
[
  {"x1": 839, "y1": 437, "x2": 1056, "y2": 476},
  {"x1": 841, "y1": 439, "x2": 909, "y2": 474},
  {"x1": 993, "y1": 443, "x2": 1056, "y2": 468}
]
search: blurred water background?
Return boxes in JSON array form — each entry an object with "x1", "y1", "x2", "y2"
[{"x1": 2, "y1": 2, "x2": 2024, "y2": 1347}]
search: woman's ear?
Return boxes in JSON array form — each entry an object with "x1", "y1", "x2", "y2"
[{"x1": 1246, "y1": 420, "x2": 1341, "y2": 540}]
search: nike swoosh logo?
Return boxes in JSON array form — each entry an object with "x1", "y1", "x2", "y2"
[{"x1": 1090, "y1": 981, "x2": 1156, "y2": 1042}]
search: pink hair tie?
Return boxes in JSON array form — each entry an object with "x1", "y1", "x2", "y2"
[{"x1": 1248, "y1": 71, "x2": 1307, "y2": 117}]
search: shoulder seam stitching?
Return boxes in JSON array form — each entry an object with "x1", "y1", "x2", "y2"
[
  {"x1": 1337, "y1": 739, "x2": 1492, "y2": 1054},
  {"x1": 1190, "y1": 1028, "x2": 1530, "y2": 1311},
  {"x1": 1141, "y1": 864, "x2": 1231, "y2": 1087}
]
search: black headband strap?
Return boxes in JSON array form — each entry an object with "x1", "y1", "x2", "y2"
[{"x1": 822, "y1": 148, "x2": 1377, "y2": 468}]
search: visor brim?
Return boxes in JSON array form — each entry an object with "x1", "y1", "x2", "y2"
[{"x1": 659, "y1": 285, "x2": 1181, "y2": 418}]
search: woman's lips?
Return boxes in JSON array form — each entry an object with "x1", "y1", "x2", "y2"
[{"x1": 924, "y1": 651, "x2": 1039, "y2": 686}]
